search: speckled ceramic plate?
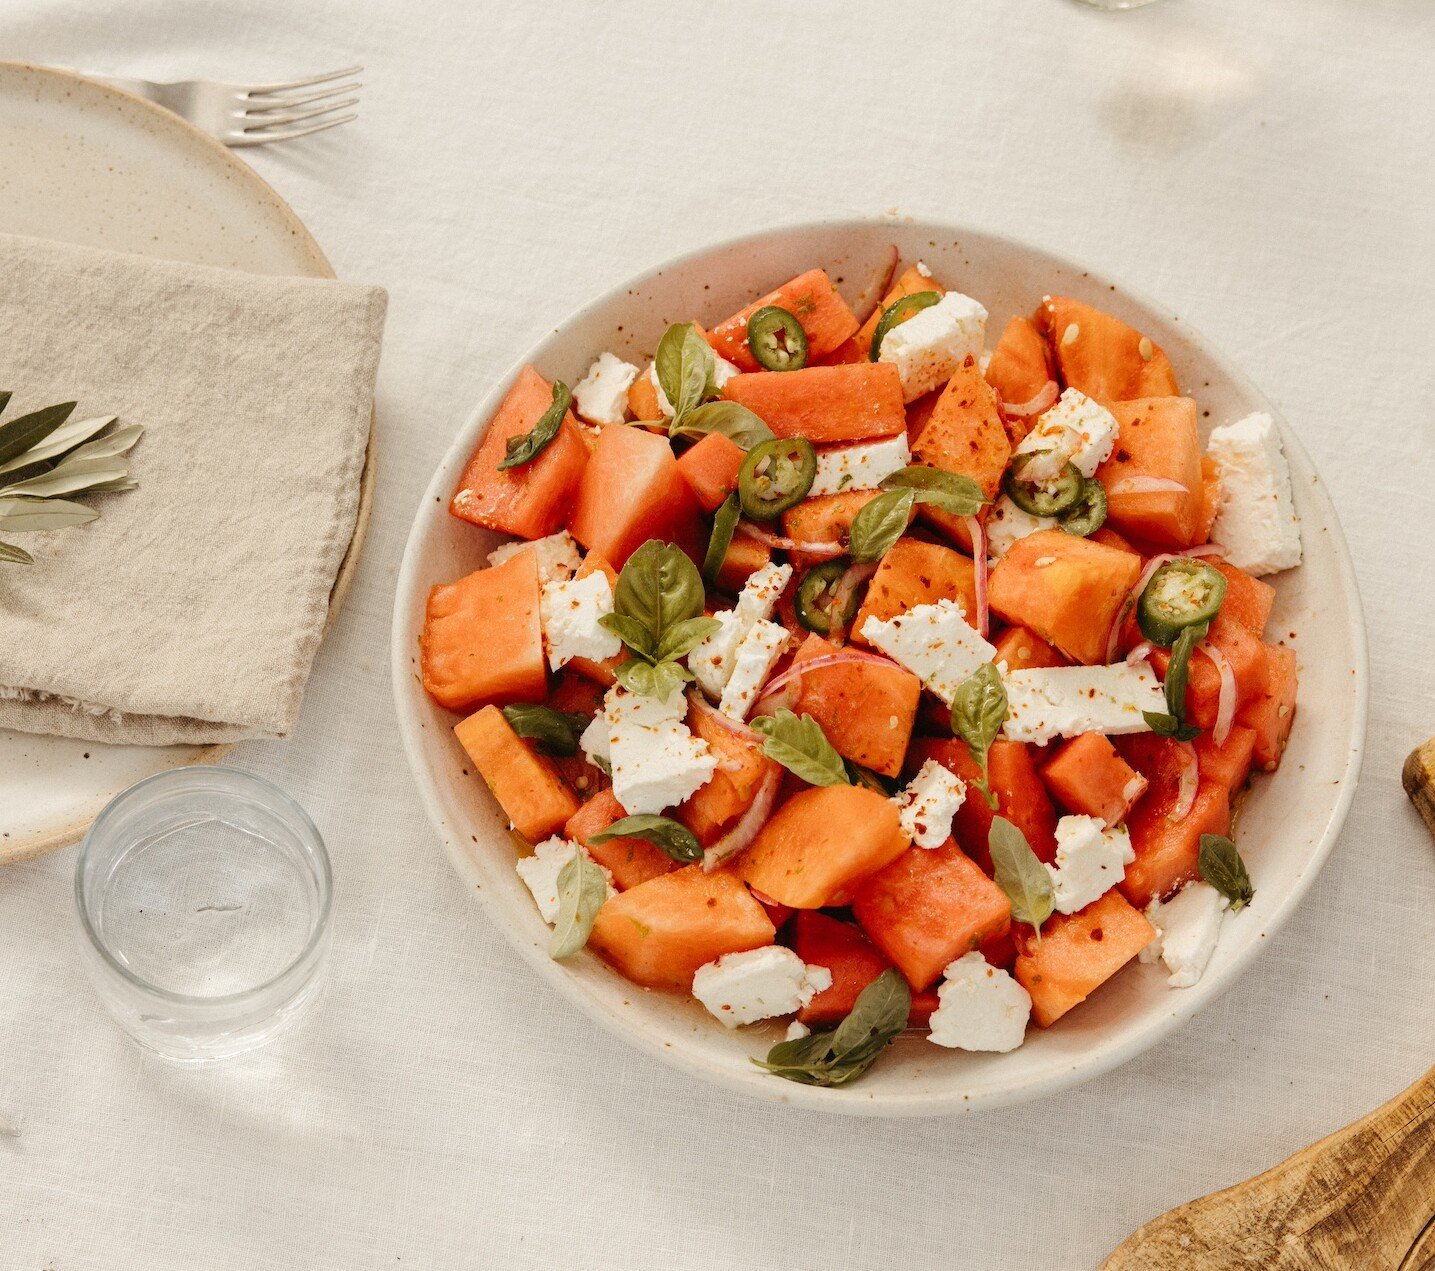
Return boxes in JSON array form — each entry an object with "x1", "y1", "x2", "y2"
[
  {"x1": 0, "y1": 61, "x2": 373, "y2": 866},
  {"x1": 393, "y1": 219, "x2": 1366, "y2": 1114}
]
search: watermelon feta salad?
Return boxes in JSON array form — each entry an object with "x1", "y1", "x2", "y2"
[{"x1": 420, "y1": 260, "x2": 1301, "y2": 1087}]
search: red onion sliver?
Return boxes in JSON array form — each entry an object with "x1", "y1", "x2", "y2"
[
  {"x1": 1125, "y1": 640, "x2": 1154, "y2": 666},
  {"x1": 758, "y1": 649, "x2": 895, "y2": 703},
  {"x1": 967, "y1": 515, "x2": 990, "y2": 637},
  {"x1": 1002, "y1": 379, "x2": 1059, "y2": 419},
  {"x1": 1203, "y1": 641, "x2": 1238, "y2": 747},
  {"x1": 1178, "y1": 543, "x2": 1227, "y2": 559},
  {"x1": 703, "y1": 766, "x2": 782, "y2": 871},
  {"x1": 687, "y1": 689, "x2": 761, "y2": 743},
  {"x1": 737, "y1": 521, "x2": 844, "y2": 558},
  {"x1": 828, "y1": 561, "x2": 879, "y2": 646},
  {"x1": 1168, "y1": 741, "x2": 1198, "y2": 824},
  {"x1": 1105, "y1": 552, "x2": 1177, "y2": 664},
  {"x1": 1110, "y1": 476, "x2": 1191, "y2": 496}
]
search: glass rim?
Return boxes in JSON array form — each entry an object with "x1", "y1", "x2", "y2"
[{"x1": 74, "y1": 765, "x2": 334, "y2": 1008}]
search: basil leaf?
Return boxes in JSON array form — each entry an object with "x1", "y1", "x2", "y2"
[
  {"x1": 657, "y1": 614, "x2": 720, "y2": 664},
  {"x1": 590, "y1": 814, "x2": 702, "y2": 865},
  {"x1": 0, "y1": 540, "x2": 34, "y2": 565},
  {"x1": 831, "y1": 968, "x2": 910, "y2": 1055},
  {"x1": 655, "y1": 322, "x2": 714, "y2": 423},
  {"x1": 614, "y1": 539, "x2": 706, "y2": 645},
  {"x1": 880, "y1": 466, "x2": 988, "y2": 518},
  {"x1": 848, "y1": 488, "x2": 915, "y2": 563},
  {"x1": 498, "y1": 381, "x2": 571, "y2": 471},
  {"x1": 671, "y1": 401, "x2": 774, "y2": 450},
  {"x1": 1198, "y1": 833, "x2": 1255, "y2": 911},
  {"x1": 703, "y1": 493, "x2": 741, "y2": 586},
  {"x1": 1144, "y1": 622, "x2": 1208, "y2": 741},
  {"x1": 599, "y1": 612, "x2": 658, "y2": 662},
  {"x1": 1143, "y1": 711, "x2": 1203, "y2": 742},
  {"x1": 501, "y1": 704, "x2": 590, "y2": 757},
  {"x1": 952, "y1": 663, "x2": 1007, "y2": 810},
  {"x1": 753, "y1": 969, "x2": 909, "y2": 1088},
  {"x1": 615, "y1": 656, "x2": 691, "y2": 700},
  {"x1": 750, "y1": 710, "x2": 850, "y2": 787},
  {"x1": 0, "y1": 401, "x2": 76, "y2": 467},
  {"x1": 988, "y1": 815, "x2": 1055, "y2": 933},
  {"x1": 549, "y1": 851, "x2": 609, "y2": 959}
]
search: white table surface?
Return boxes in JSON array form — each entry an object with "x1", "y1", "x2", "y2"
[{"x1": 4, "y1": 1, "x2": 1434, "y2": 1267}]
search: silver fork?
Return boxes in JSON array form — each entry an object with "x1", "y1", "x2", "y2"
[{"x1": 86, "y1": 65, "x2": 362, "y2": 147}]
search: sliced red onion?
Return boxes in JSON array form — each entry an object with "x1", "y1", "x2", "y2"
[
  {"x1": 1001, "y1": 379, "x2": 1059, "y2": 419},
  {"x1": 687, "y1": 689, "x2": 762, "y2": 743},
  {"x1": 737, "y1": 521, "x2": 844, "y2": 558},
  {"x1": 1110, "y1": 476, "x2": 1191, "y2": 496},
  {"x1": 703, "y1": 766, "x2": 782, "y2": 871},
  {"x1": 828, "y1": 561, "x2": 879, "y2": 646},
  {"x1": 749, "y1": 886, "x2": 783, "y2": 908},
  {"x1": 1178, "y1": 543, "x2": 1227, "y2": 559},
  {"x1": 1125, "y1": 640, "x2": 1154, "y2": 666},
  {"x1": 1202, "y1": 641, "x2": 1238, "y2": 746},
  {"x1": 1105, "y1": 552, "x2": 1178, "y2": 664},
  {"x1": 758, "y1": 648, "x2": 894, "y2": 705},
  {"x1": 854, "y1": 245, "x2": 901, "y2": 326},
  {"x1": 967, "y1": 515, "x2": 990, "y2": 637},
  {"x1": 1168, "y1": 741, "x2": 1198, "y2": 823}
]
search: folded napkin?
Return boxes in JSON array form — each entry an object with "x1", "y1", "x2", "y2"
[{"x1": 0, "y1": 233, "x2": 386, "y2": 745}]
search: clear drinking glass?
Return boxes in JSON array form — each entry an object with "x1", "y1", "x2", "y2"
[{"x1": 74, "y1": 766, "x2": 332, "y2": 1063}]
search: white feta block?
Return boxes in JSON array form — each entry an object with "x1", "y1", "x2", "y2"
[
  {"x1": 985, "y1": 495, "x2": 1056, "y2": 560},
  {"x1": 579, "y1": 711, "x2": 610, "y2": 768},
  {"x1": 1015, "y1": 388, "x2": 1120, "y2": 482},
  {"x1": 878, "y1": 290, "x2": 988, "y2": 402},
  {"x1": 927, "y1": 952, "x2": 1031, "y2": 1053},
  {"x1": 1046, "y1": 815, "x2": 1135, "y2": 914},
  {"x1": 647, "y1": 353, "x2": 740, "y2": 417},
  {"x1": 540, "y1": 571, "x2": 621, "y2": 670},
  {"x1": 808, "y1": 435, "x2": 912, "y2": 497},
  {"x1": 692, "y1": 946, "x2": 833, "y2": 1028},
  {"x1": 1142, "y1": 882, "x2": 1228, "y2": 987},
  {"x1": 1208, "y1": 412, "x2": 1302, "y2": 576},
  {"x1": 515, "y1": 837, "x2": 614, "y2": 924},
  {"x1": 1002, "y1": 664, "x2": 1167, "y2": 744},
  {"x1": 607, "y1": 686, "x2": 716, "y2": 815},
  {"x1": 859, "y1": 599, "x2": 996, "y2": 706},
  {"x1": 688, "y1": 562, "x2": 793, "y2": 698},
  {"x1": 894, "y1": 759, "x2": 966, "y2": 849},
  {"x1": 572, "y1": 352, "x2": 639, "y2": 427},
  {"x1": 718, "y1": 620, "x2": 791, "y2": 721},
  {"x1": 487, "y1": 530, "x2": 583, "y2": 584}
]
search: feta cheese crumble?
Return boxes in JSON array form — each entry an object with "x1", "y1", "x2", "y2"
[
  {"x1": 692, "y1": 946, "x2": 833, "y2": 1028},
  {"x1": 579, "y1": 711, "x2": 610, "y2": 768},
  {"x1": 894, "y1": 759, "x2": 966, "y2": 848},
  {"x1": 985, "y1": 495, "x2": 1057, "y2": 560},
  {"x1": 927, "y1": 952, "x2": 1031, "y2": 1052},
  {"x1": 689, "y1": 562, "x2": 792, "y2": 698},
  {"x1": 1002, "y1": 664, "x2": 1167, "y2": 744},
  {"x1": 785, "y1": 1020, "x2": 812, "y2": 1042},
  {"x1": 606, "y1": 686, "x2": 716, "y2": 815},
  {"x1": 487, "y1": 530, "x2": 583, "y2": 584},
  {"x1": 647, "y1": 354, "x2": 740, "y2": 417},
  {"x1": 1141, "y1": 882, "x2": 1228, "y2": 987},
  {"x1": 808, "y1": 434, "x2": 911, "y2": 496},
  {"x1": 1015, "y1": 388, "x2": 1120, "y2": 483},
  {"x1": 1046, "y1": 815, "x2": 1135, "y2": 914},
  {"x1": 859, "y1": 599, "x2": 997, "y2": 706},
  {"x1": 718, "y1": 619, "x2": 791, "y2": 721},
  {"x1": 877, "y1": 291, "x2": 988, "y2": 402},
  {"x1": 540, "y1": 571, "x2": 621, "y2": 670},
  {"x1": 515, "y1": 837, "x2": 614, "y2": 924},
  {"x1": 1207, "y1": 412, "x2": 1302, "y2": 577},
  {"x1": 572, "y1": 352, "x2": 639, "y2": 428}
]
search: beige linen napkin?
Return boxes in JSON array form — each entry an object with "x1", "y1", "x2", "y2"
[{"x1": 0, "y1": 234, "x2": 386, "y2": 745}]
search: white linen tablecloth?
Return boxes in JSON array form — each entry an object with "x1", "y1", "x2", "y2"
[{"x1": 3, "y1": 1, "x2": 1433, "y2": 1267}]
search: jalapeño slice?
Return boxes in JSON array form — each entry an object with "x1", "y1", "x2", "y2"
[
  {"x1": 738, "y1": 436, "x2": 817, "y2": 521},
  {"x1": 1057, "y1": 477, "x2": 1107, "y2": 537},
  {"x1": 869, "y1": 290, "x2": 942, "y2": 361},
  {"x1": 746, "y1": 306, "x2": 809, "y2": 372},
  {"x1": 795, "y1": 559, "x2": 861, "y2": 636},
  {"x1": 1138, "y1": 559, "x2": 1228, "y2": 648},
  {"x1": 1004, "y1": 453, "x2": 1085, "y2": 517}
]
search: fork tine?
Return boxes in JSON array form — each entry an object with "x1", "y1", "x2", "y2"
[
  {"x1": 241, "y1": 65, "x2": 362, "y2": 95},
  {"x1": 229, "y1": 113, "x2": 357, "y2": 147},
  {"x1": 240, "y1": 99, "x2": 359, "y2": 131},
  {"x1": 242, "y1": 81, "x2": 362, "y2": 111}
]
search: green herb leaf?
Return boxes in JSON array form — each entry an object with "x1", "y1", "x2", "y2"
[
  {"x1": 754, "y1": 969, "x2": 910, "y2": 1087},
  {"x1": 599, "y1": 612, "x2": 659, "y2": 662},
  {"x1": 501, "y1": 704, "x2": 590, "y2": 757},
  {"x1": 847, "y1": 762, "x2": 898, "y2": 795},
  {"x1": 848, "y1": 488, "x2": 915, "y2": 563},
  {"x1": 655, "y1": 322, "x2": 715, "y2": 424},
  {"x1": 1144, "y1": 622, "x2": 1207, "y2": 740},
  {"x1": 657, "y1": 614, "x2": 720, "y2": 663},
  {"x1": 703, "y1": 493, "x2": 741, "y2": 586},
  {"x1": 952, "y1": 663, "x2": 1007, "y2": 809},
  {"x1": 750, "y1": 709, "x2": 850, "y2": 787},
  {"x1": 614, "y1": 656, "x2": 692, "y2": 701},
  {"x1": 590, "y1": 814, "x2": 702, "y2": 864},
  {"x1": 880, "y1": 465, "x2": 988, "y2": 518},
  {"x1": 0, "y1": 497, "x2": 99, "y2": 533},
  {"x1": 549, "y1": 851, "x2": 610, "y2": 959},
  {"x1": 497, "y1": 381, "x2": 571, "y2": 471},
  {"x1": 1143, "y1": 711, "x2": 1203, "y2": 742},
  {"x1": 0, "y1": 540, "x2": 34, "y2": 565},
  {"x1": 670, "y1": 400, "x2": 774, "y2": 450},
  {"x1": 0, "y1": 401, "x2": 77, "y2": 467},
  {"x1": 613, "y1": 539, "x2": 707, "y2": 646},
  {"x1": 1198, "y1": 834, "x2": 1255, "y2": 910},
  {"x1": 989, "y1": 815, "x2": 1055, "y2": 933}
]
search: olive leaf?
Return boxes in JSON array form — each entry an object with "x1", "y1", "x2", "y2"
[
  {"x1": 0, "y1": 455, "x2": 132, "y2": 499},
  {"x1": 0, "y1": 497, "x2": 100, "y2": 533},
  {"x1": 0, "y1": 541, "x2": 34, "y2": 565},
  {"x1": 754, "y1": 968, "x2": 910, "y2": 1087},
  {"x1": 988, "y1": 815, "x2": 1054, "y2": 934},
  {"x1": 498, "y1": 381, "x2": 570, "y2": 471},
  {"x1": 880, "y1": 465, "x2": 988, "y2": 518},
  {"x1": 501, "y1": 704, "x2": 591, "y2": 757},
  {"x1": 0, "y1": 413, "x2": 116, "y2": 476},
  {"x1": 0, "y1": 401, "x2": 77, "y2": 467},
  {"x1": 848, "y1": 488, "x2": 915, "y2": 563},
  {"x1": 703, "y1": 493, "x2": 741, "y2": 586},
  {"x1": 1144, "y1": 621, "x2": 1207, "y2": 741},
  {"x1": 952, "y1": 663, "x2": 1007, "y2": 809},
  {"x1": 750, "y1": 710, "x2": 850, "y2": 787},
  {"x1": 670, "y1": 400, "x2": 773, "y2": 451},
  {"x1": 549, "y1": 851, "x2": 610, "y2": 960},
  {"x1": 655, "y1": 322, "x2": 715, "y2": 425},
  {"x1": 590, "y1": 814, "x2": 703, "y2": 865},
  {"x1": 1199, "y1": 834, "x2": 1255, "y2": 911}
]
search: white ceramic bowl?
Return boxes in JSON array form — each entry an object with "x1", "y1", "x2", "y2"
[{"x1": 392, "y1": 220, "x2": 1366, "y2": 1115}]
